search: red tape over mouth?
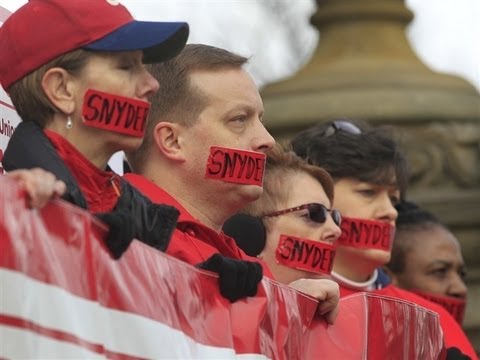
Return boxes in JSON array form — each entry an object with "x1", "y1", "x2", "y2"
[
  {"x1": 275, "y1": 234, "x2": 336, "y2": 275},
  {"x1": 337, "y1": 217, "x2": 394, "y2": 251},
  {"x1": 205, "y1": 146, "x2": 266, "y2": 186},
  {"x1": 82, "y1": 89, "x2": 150, "y2": 137},
  {"x1": 412, "y1": 289, "x2": 466, "y2": 325}
]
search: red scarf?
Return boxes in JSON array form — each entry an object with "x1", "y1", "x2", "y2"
[{"x1": 44, "y1": 130, "x2": 121, "y2": 213}]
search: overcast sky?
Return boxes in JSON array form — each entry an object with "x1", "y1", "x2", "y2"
[
  {"x1": 1, "y1": 0, "x2": 479, "y2": 91},
  {"x1": 123, "y1": 0, "x2": 480, "y2": 91}
]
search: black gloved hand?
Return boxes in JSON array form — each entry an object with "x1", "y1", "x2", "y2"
[
  {"x1": 142, "y1": 202, "x2": 179, "y2": 252},
  {"x1": 197, "y1": 254, "x2": 263, "y2": 302},
  {"x1": 95, "y1": 210, "x2": 136, "y2": 260},
  {"x1": 445, "y1": 347, "x2": 471, "y2": 360}
]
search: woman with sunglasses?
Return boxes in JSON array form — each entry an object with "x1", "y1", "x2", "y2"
[
  {"x1": 291, "y1": 119, "x2": 477, "y2": 359},
  {"x1": 223, "y1": 143, "x2": 342, "y2": 323}
]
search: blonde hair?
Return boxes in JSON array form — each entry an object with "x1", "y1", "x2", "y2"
[
  {"x1": 243, "y1": 143, "x2": 335, "y2": 217},
  {"x1": 8, "y1": 49, "x2": 91, "y2": 127}
]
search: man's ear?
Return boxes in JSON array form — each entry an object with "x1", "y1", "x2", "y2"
[
  {"x1": 41, "y1": 67, "x2": 76, "y2": 115},
  {"x1": 153, "y1": 121, "x2": 186, "y2": 161}
]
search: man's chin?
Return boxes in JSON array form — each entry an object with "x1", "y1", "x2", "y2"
[
  {"x1": 239, "y1": 184, "x2": 263, "y2": 202},
  {"x1": 359, "y1": 248, "x2": 391, "y2": 267}
]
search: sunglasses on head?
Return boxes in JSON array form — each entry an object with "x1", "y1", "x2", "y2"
[
  {"x1": 323, "y1": 120, "x2": 362, "y2": 137},
  {"x1": 262, "y1": 203, "x2": 342, "y2": 227}
]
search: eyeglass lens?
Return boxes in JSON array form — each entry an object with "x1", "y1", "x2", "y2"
[{"x1": 308, "y1": 204, "x2": 341, "y2": 226}]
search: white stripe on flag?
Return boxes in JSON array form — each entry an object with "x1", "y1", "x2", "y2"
[
  {"x1": 1, "y1": 324, "x2": 104, "y2": 359},
  {"x1": 1, "y1": 268, "x2": 105, "y2": 346},
  {"x1": 1, "y1": 268, "x2": 270, "y2": 359}
]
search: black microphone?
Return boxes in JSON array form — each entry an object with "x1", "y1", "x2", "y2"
[{"x1": 222, "y1": 213, "x2": 266, "y2": 257}]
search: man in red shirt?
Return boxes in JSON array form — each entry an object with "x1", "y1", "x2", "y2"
[
  {"x1": 125, "y1": 44, "x2": 275, "y2": 273},
  {"x1": 125, "y1": 44, "x2": 339, "y2": 318}
]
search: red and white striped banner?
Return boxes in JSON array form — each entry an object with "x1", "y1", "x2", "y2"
[{"x1": 0, "y1": 175, "x2": 445, "y2": 359}]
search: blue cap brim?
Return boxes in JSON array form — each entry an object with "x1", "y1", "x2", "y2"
[{"x1": 84, "y1": 21, "x2": 189, "y2": 63}]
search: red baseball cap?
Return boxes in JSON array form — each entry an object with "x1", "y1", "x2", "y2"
[{"x1": 0, "y1": 0, "x2": 189, "y2": 90}]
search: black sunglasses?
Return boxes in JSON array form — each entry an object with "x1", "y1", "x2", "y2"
[
  {"x1": 323, "y1": 120, "x2": 362, "y2": 137},
  {"x1": 262, "y1": 203, "x2": 342, "y2": 227}
]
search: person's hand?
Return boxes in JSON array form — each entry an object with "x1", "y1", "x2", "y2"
[
  {"x1": 288, "y1": 278, "x2": 340, "y2": 325},
  {"x1": 197, "y1": 254, "x2": 263, "y2": 302},
  {"x1": 445, "y1": 347, "x2": 472, "y2": 360},
  {"x1": 95, "y1": 210, "x2": 136, "y2": 260},
  {"x1": 7, "y1": 168, "x2": 66, "y2": 209}
]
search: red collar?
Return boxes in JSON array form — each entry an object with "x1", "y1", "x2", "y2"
[
  {"x1": 124, "y1": 173, "x2": 274, "y2": 278},
  {"x1": 44, "y1": 130, "x2": 120, "y2": 213},
  {"x1": 123, "y1": 174, "x2": 249, "y2": 253},
  {"x1": 123, "y1": 173, "x2": 194, "y2": 222}
]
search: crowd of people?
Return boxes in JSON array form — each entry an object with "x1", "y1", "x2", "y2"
[{"x1": 0, "y1": 0, "x2": 476, "y2": 359}]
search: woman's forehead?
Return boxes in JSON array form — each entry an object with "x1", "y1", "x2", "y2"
[{"x1": 360, "y1": 168, "x2": 400, "y2": 190}]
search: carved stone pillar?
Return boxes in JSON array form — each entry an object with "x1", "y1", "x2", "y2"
[{"x1": 262, "y1": 0, "x2": 480, "y2": 349}]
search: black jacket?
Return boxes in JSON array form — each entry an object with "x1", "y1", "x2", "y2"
[{"x1": 3, "y1": 122, "x2": 179, "y2": 256}]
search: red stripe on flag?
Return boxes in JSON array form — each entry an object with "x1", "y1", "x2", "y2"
[
  {"x1": 0, "y1": 314, "x2": 145, "y2": 360},
  {"x1": 0, "y1": 100, "x2": 15, "y2": 110}
]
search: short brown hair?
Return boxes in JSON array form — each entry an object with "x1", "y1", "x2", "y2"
[
  {"x1": 291, "y1": 119, "x2": 409, "y2": 197},
  {"x1": 243, "y1": 143, "x2": 335, "y2": 217},
  {"x1": 128, "y1": 44, "x2": 248, "y2": 172},
  {"x1": 8, "y1": 49, "x2": 91, "y2": 128}
]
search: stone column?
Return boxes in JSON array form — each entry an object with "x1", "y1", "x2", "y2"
[{"x1": 262, "y1": 0, "x2": 480, "y2": 349}]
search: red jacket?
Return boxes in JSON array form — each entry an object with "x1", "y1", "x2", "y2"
[
  {"x1": 124, "y1": 174, "x2": 273, "y2": 278},
  {"x1": 340, "y1": 284, "x2": 477, "y2": 359}
]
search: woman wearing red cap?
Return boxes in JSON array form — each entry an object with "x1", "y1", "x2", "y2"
[{"x1": 0, "y1": 0, "x2": 189, "y2": 258}]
